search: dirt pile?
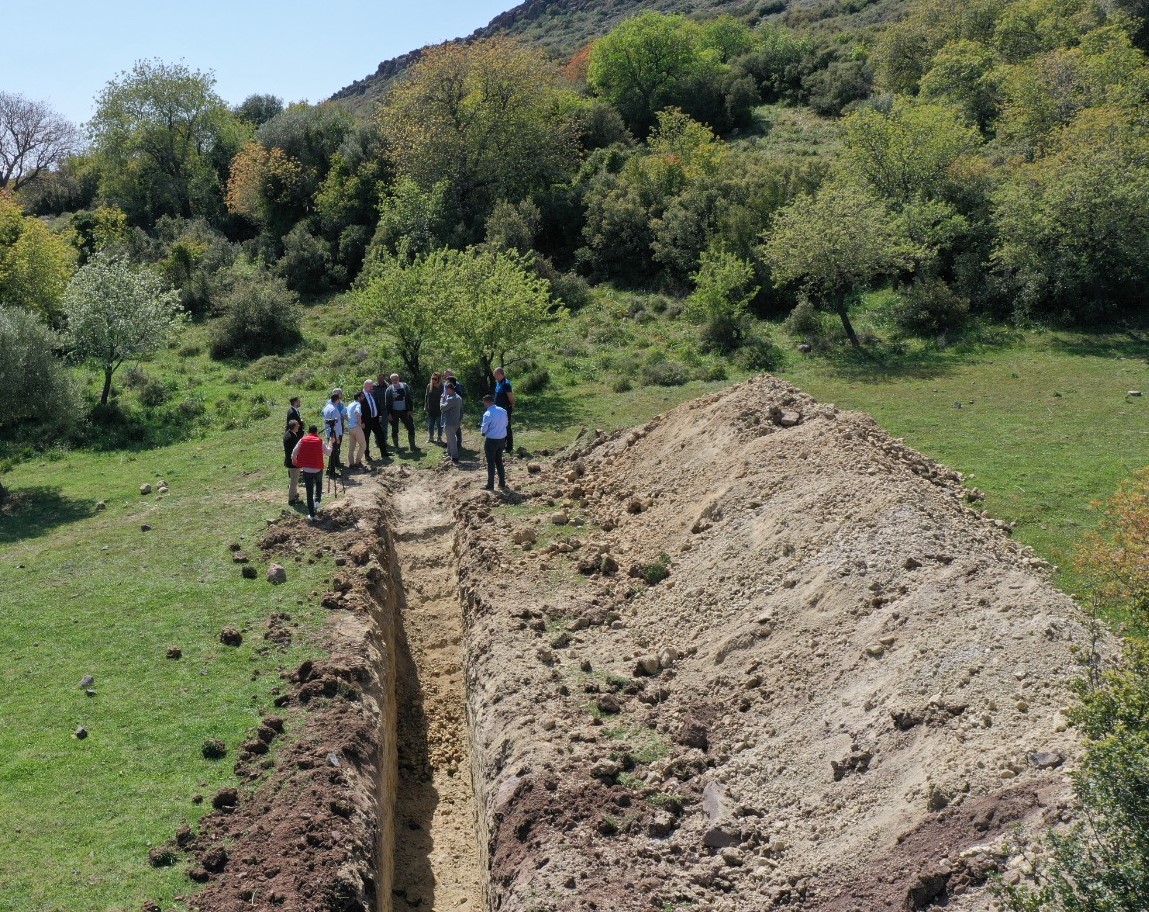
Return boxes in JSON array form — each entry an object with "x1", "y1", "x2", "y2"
[{"x1": 454, "y1": 376, "x2": 1097, "y2": 911}]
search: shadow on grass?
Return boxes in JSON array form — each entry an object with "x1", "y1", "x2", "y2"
[
  {"x1": 0, "y1": 486, "x2": 97, "y2": 544},
  {"x1": 515, "y1": 390, "x2": 587, "y2": 434},
  {"x1": 813, "y1": 324, "x2": 1025, "y2": 383},
  {"x1": 1048, "y1": 328, "x2": 1149, "y2": 361}
]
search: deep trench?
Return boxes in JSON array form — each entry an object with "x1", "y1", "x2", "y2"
[{"x1": 381, "y1": 480, "x2": 484, "y2": 912}]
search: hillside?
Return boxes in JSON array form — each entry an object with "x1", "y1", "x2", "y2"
[{"x1": 329, "y1": 0, "x2": 903, "y2": 109}]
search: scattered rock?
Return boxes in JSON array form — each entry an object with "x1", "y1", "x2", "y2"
[
  {"x1": 79, "y1": 674, "x2": 94, "y2": 688},
  {"x1": 240, "y1": 565, "x2": 258, "y2": 579},
  {"x1": 590, "y1": 759, "x2": 622, "y2": 782},
  {"x1": 1028, "y1": 749, "x2": 1065, "y2": 770},
  {"x1": 513, "y1": 528, "x2": 537, "y2": 546},
  {"x1": 676, "y1": 716, "x2": 709, "y2": 751},
  {"x1": 140, "y1": 524, "x2": 152, "y2": 532},
  {"x1": 166, "y1": 646, "x2": 182, "y2": 660},
  {"x1": 95, "y1": 501, "x2": 106, "y2": 511},
  {"x1": 596, "y1": 694, "x2": 622, "y2": 715},
  {"x1": 1128, "y1": 390, "x2": 1142, "y2": 397},
  {"x1": 74, "y1": 726, "x2": 88, "y2": 739},
  {"x1": 147, "y1": 846, "x2": 177, "y2": 868},
  {"x1": 633, "y1": 655, "x2": 661, "y2": 677},
  {"x1": 658, "y1": 646, "x2": 679, "y2": 669},
  {"x1": 551, "y1": 512, "x2": 569, "y2": 526},
  {"x1": 231, "y1": 552, "x2": 249, "y2": 564},
  {"x1": 200, "y1": 846, "x2": 229, "y2": 873},
  {"x1": 219, "y1": 627, "x2": 243, "y2": 647},
  {"x1": 527, "y1": 462, "x2": 542, "y2": 474},
  {"x1": 266, "y1": 564, "x2": 287, "y2": 585},
  {"x1": 903, "y1": 556, "x2": 922, "y2": 570},
  {"x1": 625, "y1": 498, "x2": 645, "y2": 515},
  {"x1": 140, "y1": 484, "x2": 152, "y2": 495}
]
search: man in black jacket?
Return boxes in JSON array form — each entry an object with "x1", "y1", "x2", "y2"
[
  {"x1": 370, "y1": 374, "x2": 389, "y2": 459},
  {"x1": 286, "y1": 396, "x2": 302, "y2": 431},
  {"x1": 360, "y1": 379, "x2": 386, "y2": 460},
  {"x1": 384, "y1": 373, "x2": 419, "y2": 452}
]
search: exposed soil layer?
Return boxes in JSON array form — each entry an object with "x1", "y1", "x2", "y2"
[
  {"x1": 450, "y1": 376, "x2": 1101, "y2": 912},
  {"x1": 173, "y1": 499, "x2": 395, "y2": 912},
  {"x1": 389, "y1": 481, "x2": 483, "y2": 911}
]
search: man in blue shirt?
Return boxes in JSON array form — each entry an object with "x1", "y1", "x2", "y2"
[
  {"x1": 492, "y1": 367, "x2": 516, "y2": 455},
  {"x1": 479, "y1": 394, "x2": 509, "y2": 491}
]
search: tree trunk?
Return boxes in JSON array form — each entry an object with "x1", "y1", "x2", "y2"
[
  {"x1": 836, "y1": 300, "x2": 862, "y2": 348},
  {"x1": 101, "y1": 366, "x2": 114, "y2": 406},
  {"x1": 0, "y1": 477, "x2": 7, "y2": 504}
]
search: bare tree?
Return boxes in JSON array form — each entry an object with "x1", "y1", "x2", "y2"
[{"x1": 0, "y1": 92, "x2": 80, "y2": 191}]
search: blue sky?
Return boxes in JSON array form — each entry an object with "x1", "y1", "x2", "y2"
[{"x1": 0, "y1": 1, "x2": 516, "y2": 125}]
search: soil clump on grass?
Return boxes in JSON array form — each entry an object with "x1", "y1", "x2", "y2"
[
  {"x1": 451, "y1": 375, "x2": 1101, "y2": 911},
  {"x1": 174, "y1": 499, "x2": 393, "y2": 912}
]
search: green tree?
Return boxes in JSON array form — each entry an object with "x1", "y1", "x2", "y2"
[
  {"x1": 991, "y1": 107, "x2": 1149, "y2": 317},
  {"x1": 89, "y1": 60, "x2": 242, "y2": 225},
  {"x1": 686, "y1": 245, "x2": 759, "y2": 352},
  {"x1": 355, "y1": 252, "x2": 452, "y2": 381},
  {"x1": 61, "y1": 252, "x2": 185, "y2": 405},
  {"x1": 587, "y1": 12, "x2": 721, "y2": 135},
  {"x1": 762, "y1": 181, "x2": 921, "y2": 346},
  {"x1": 0, "y1": 191, "x2": 76, "y2": 319},
  {"x1": 445, "y1": 247, "x2": 563, "y2": 386},
  {"x1": 380, "y1": 38, "x2": 580, "y2": 228},
  {"x1": 369, "y1": 178, "x2": 454, "y2": 263}
]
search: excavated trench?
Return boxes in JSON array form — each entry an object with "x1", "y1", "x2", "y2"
[{"x1": 382, "y1": 480, "x2": 484, "y2": 912}]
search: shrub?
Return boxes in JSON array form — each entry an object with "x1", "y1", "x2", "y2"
[
  {"x1": 138, "y1": 378, "x2": 172, "y2": 408},
  {"x1": 784, "y1": 298, "x2": 824, "y2": 337},
  {"x1": 518, "y1": 366, "x2": 551, "y2": 394},
  {"x1": 122, "y1": 365, "x2": 151, "y2": 389},
  {"x1": 613, "y1": 376, "x2": 633, "y2": 393},
  {"x1": 642, "y1": 360, "x2": 690, "y2": 387},
  {"x1": 891, "y1": 279, "x2": 970, "y2": 338},
  {"x1": 177, "y1": 341, "x2": 202, "y2": 357},
  {"x1": 249, "y1": 354, "x2": 295, "y2": 381},
  {"x1": 175, "y1": 397, "x2": 206, "y2": 420},
  {"x1": 277, "y1": 223, "x2": 331, "y2": 295},
  {"x1": 736, "y1": 326, "x2": 782, "y2": 372},
  {"x1": 687, "y1": 246, "x2": 758, "y2": 354},
  {"x1": 0, "y1": 306, "x2": 74, "y2": 433},
  {"x1": 640, "y1": 552, "x2": 672, "y2": 585},
  {"x1": 210, "y1": 274, "x2": 302, "y2": 360}
]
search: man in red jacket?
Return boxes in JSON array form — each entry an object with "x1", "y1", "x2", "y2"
[{"x1": 291, "y1": 424, "x2": 328, "y2": 521}]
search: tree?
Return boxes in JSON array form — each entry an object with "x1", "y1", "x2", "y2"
[
  {"x1": 88, "y1": 60, "x2": 240, "y2": 224},
  {"x1": 234, "y1": 94, "x2": 284, "y2": 127},
  {"x1": 355, "y1": 252, "x2": 452, "y2": 381},
  {"x1": 0, "y1": 191, "x2": 76, "y2": 318},
  {"x1": 0, "y1": 305, "x2": 73, "y2": 499},
  {"x1": 380, "y1": 38, "x2": 580, "y2": 227},
  {"x1": 0, "y1": 93, "x2": 80, "y2": 192},
  {"x1": 762, "y1": 181, "x2": 921, "y2": 346},
  {"x1": 61, "y1": 253, "x2": 184, "y2": 405},
  {"x1": 587, "y1": 12, "x2": 720, "y2": 135},
  {"x1": 991, "y1": 107, "x2": 1149, "y2": 318},
  {"x1": 686, "y1": 245, "x2": 759, "y2": 352},
  {"x1": 841, "y1": 101, "x2": 982, "y2": 206}
]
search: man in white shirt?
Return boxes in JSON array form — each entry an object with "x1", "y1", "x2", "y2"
[
  {"x1": 479, "y1": 394, "x2": 509, "y2": 491},
  {"x1": 322, "y1": 389, "x2": 345, "y2": 478}
]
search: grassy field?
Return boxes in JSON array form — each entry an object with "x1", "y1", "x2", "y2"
[
  {"x1": 3, "y1": 287, "x2": 1148, "y2": 908},
  {"x1": 0, "y1": 426, "x2": 335, "y2": 911}
]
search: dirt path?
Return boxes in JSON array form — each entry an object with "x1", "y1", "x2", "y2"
[{"x1": 390, "y1": 477, "x2": 483, "y2": 912}]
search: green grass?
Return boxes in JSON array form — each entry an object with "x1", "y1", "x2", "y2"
[
  {"x1": 0, "y1": 421, "x2": 334, "y2": 911},
  {"x1": 5, "y1": 282, "x2": 1149, "y2": 906}
]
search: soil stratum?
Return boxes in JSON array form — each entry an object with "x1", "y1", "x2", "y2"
[{"x1": 171, "y1": 376, "x2": 1096, "y2": 912}]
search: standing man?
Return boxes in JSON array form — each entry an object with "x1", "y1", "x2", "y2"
[
  {"x1": 291, "y1": 424, "x2": 328, "y2": 521},
  {"x1": 361, "y1": 379, "x2": 382, "y2": 461},
  {"x1": 384, "y1": 373, "x2": 419, "y2": 452},
  {"x1": 372, "y1": 373, "x2": 390, "y2": 459},
  {"x1": 479, "y1": 394, "x2": 509, "y2": 491},
  {"x1": 286, "y1": 396, "x2": 302, "y2": 431},
  {"x1": 444, "y1": 370, "x2": 464, "y2": 454},
  {"x1": 493, "y1": 367, "x2": 516, "y2": 455},
  {"x1": 440, "y1": 380, "x2": 463, "y2": 464},
  {"x1": 322, "y1": 388, "x2": 345, "y2": 479}
]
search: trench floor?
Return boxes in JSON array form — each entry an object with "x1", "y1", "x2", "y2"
[{"x1": 390, "y1": 478, "x2": 484, "y2": 911}]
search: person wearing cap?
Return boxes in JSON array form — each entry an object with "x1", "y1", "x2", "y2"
[
  {"x1": 322, "y1": 388, "x2": 345, "y2": 478},
  {"x1": 479, "y1": 393, "x2": 509, "y2": 490}
]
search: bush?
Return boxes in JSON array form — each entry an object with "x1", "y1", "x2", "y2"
[
  {"x1": 210, "y1": 274, "x2": 302, "y2": 360},
  {"x1": 138, "y1": 378, "x2": 172, "y2": 408},
  {"x1": 736, "y1": 326, "x2": 782, "y2": 372},
  {"x1": 642, "y1": 360, "x2": 690, "y2": 387},
  {"x1": 518, "y1": 366, "x2": 551, "y2": 394},
  {"x1": 639, "y1": 552, "x2": 672, "y2": 585},
  {"x1": 175, "y1": 397, "x2": 206, "y2": 420},
  {"x1": 177, "y1": 341, "x2": 202, "y2": 357},
  {"x1": 277, "y1": 223, "x2": 331, "y2": 295},
  {"x1": 249, "y1": 354, "x2": 295, "y2": 381},
  {"x1": 784, "y1": 298, "x2": 824, "y2": 337},
  {"x1": 891, "y1": 279, "x2": 970, "y2": 338},
  {"x1": 613, "y1": 377, "x2": 633, "y2": 393},
  {"x1": 0, "y1": 306, "x2": 74, "y2": 433}
]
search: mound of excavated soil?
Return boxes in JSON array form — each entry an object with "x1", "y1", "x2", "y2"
[{"x1": 454, "y1": 376, "x2": 1097, "y2": 912}]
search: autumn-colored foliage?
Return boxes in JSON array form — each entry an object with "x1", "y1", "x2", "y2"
[
  {"x1": 225, "y1": 141, "x2": 305, "y2": 227},
  {"x1": 563, "y1": 43, "x2": 595, "y2": 83},
  {"x1": 1077, "y1": 467, "x2": 1149, "y2": 621}
]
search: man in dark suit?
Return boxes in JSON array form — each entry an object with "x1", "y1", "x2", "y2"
[
  {"x1": 286, "y1": 396, "x2": 302, "y2": 431},
  {"x1": 360, "y1": 380, "x2": 385, "y2": 460},
  {"x1": 370, "y1": 374, "x2": 390, "y2": 459}
]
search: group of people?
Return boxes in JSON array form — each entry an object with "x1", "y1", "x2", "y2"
[{"x1": 281, "y1": 369, "x2": 516, "y2": 520}]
